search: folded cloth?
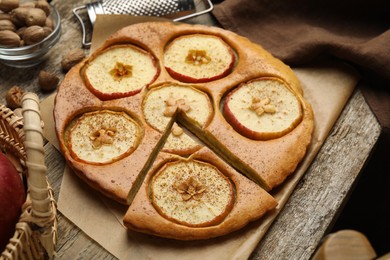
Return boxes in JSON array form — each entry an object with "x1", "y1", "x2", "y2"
[{"x1": 212, "y1": 0, "x2": 390, "y2": 84}]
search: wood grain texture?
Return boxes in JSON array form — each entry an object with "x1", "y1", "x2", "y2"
[
  {"x1": 0, "y1": 0, "x2": 381, "y2": 258},
  {"x1": 250, "y1": 90, "x2": 381, "y2": 259}
]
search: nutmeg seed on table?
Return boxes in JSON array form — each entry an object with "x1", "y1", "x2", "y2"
[
  {"x1": 61, "y1": 48, "x2": 86, "y2": 72},
  {"x1": 38, "y1": 70, "x2": 59, "y2": 91}
]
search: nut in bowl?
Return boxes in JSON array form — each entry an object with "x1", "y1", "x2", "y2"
[{"x1": 0, "y1": 0, "x2": 61, "y2": 68}]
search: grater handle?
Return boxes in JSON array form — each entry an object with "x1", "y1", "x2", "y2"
[
  {"x1": 73, "y1": 0, "x2": 214, "y2": 49},
  {"x1": 73, "y1": 5, "x2": 93, "y2": 48},
  {"x1": 174, "y1": 0, "x2": 213, "y2": 22}
]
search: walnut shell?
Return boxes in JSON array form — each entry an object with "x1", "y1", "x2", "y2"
[{"x1": 6, "y1": 86, "x2": 24, "y2": 110}]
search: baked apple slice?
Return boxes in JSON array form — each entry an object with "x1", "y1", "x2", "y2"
[
  {"x1": 142, "y1": 83, "x2": 213, "y2": 155},
  {"x1": 223, "y1": 77, "x2": 303, "y2": 140},
  {"x1": 164, "y1": 34, "x2": 235, "y2": 83},
  {"x1": 68, "y1": 110, "x2": 141, "y2": 165},
  {"x1": 151, "y1": 159, "x2": 235, "y2": 227},
  {"x1": 83, "y1": 44, "x2": 159, "y2": 100}
]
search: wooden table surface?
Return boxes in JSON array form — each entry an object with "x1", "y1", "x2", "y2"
[{"x1": 0, "y1": 0, "x2": 382, "y2": 259}]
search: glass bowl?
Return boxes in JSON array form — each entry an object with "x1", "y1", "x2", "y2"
[{"x1": 0, "y1": 3, "x2": 61, "y2": 68}]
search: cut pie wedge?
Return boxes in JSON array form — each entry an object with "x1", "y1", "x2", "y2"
[{"x1": 124, "y1": 145, "x2": 277, "y2": 240}]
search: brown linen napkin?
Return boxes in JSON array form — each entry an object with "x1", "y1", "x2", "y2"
[{"x1": 212, "y1": 0, "x2": 390, "y2": 83}]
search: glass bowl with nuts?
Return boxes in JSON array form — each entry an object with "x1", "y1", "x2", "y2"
[{"x1": 0, "y1": 0, "x2": 61, "y2": 68}]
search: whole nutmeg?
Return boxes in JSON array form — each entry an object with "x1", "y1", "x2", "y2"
[
  {"x1": 15, "y1": 26, "x2": 26, "y2": 37},
  {"x1": 34, "y1": 0, "x2": 50, "y2": 16},
  {"x1": 0, "y1": 13, "x2": 12, "y2": 21},
  {"x1": 19, "y1": 2, "x2": 35, "y2": 8},
  {"x1": 21, "y1": 25, "x2": 47, "y2": 45},
  {"x1": 5, "y1": 86, "x2": 24, "y2": 110},
  {"x1": 45, "y1": 16, "x2": 53, "y2": 29},
  {"x1": 25, "y1": 8, "x2": 46, "y2": 27},
  {"x1": 10, "y1": 7, "x2": 29, "y2": 27},
  {"x1": 42, "y1": 26, "x2": 52, "y2": 36},
  {"x1": 0, "y1": 30, "x2": 20, "y2": 47},
  {"x1": 38, "y1": 70, "x2": 59, "y2": 91},
  {"x1": 61, "y1": 48, "x2": 86, "y2": 71},
  {"x1": 0, "y1": 0, "x2": 19, "y2": 13},
  {"x1": 0, "y1": 19, "x2": 16, "y2": 31}
]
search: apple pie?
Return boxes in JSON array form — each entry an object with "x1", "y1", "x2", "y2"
[{"x1": 54, "y1": 21, "x2": 314, "y2": 240}]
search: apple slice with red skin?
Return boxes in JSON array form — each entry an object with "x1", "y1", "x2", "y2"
[
  {"x1": 0, "y1": 152, "x2": 25, "y2": 251},
  {"x1": 223, "y1": 77, "x2": 303, "y2": 140},
  {"x1": 164, "y1": 34, "x2": 235, "y2": 83},
  {"x1": 83, "y1": 44, "x2": 160, "y2": 101}
]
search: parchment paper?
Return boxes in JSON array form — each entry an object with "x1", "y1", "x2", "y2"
[{"x1": 41, "y1": 15, "x2": 359, "y2": 259}]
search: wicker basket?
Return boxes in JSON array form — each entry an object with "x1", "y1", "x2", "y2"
[{"x1": 0, "y1": 93, "x2": 57, "y2": 260}]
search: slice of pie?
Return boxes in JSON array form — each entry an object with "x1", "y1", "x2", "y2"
[{"x1": 124, "y1": 146, "x2": 277, "y2": 240}]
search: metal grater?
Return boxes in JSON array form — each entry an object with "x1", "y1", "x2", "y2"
[{"x1": 73, "y1": 0, "x2": 213, "y2": 48}]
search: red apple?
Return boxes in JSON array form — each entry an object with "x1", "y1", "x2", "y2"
[{"x1": 0, "y1": 152, "x2": 26, "y2": 251}]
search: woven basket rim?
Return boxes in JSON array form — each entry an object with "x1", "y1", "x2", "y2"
[{"x1": 1, "y1": 100, "x2": 57, "y2": 260}]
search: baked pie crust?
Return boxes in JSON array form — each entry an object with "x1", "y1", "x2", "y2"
[{"x1": 54, "y1": 22, "x2": 314, "y2": 240}]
